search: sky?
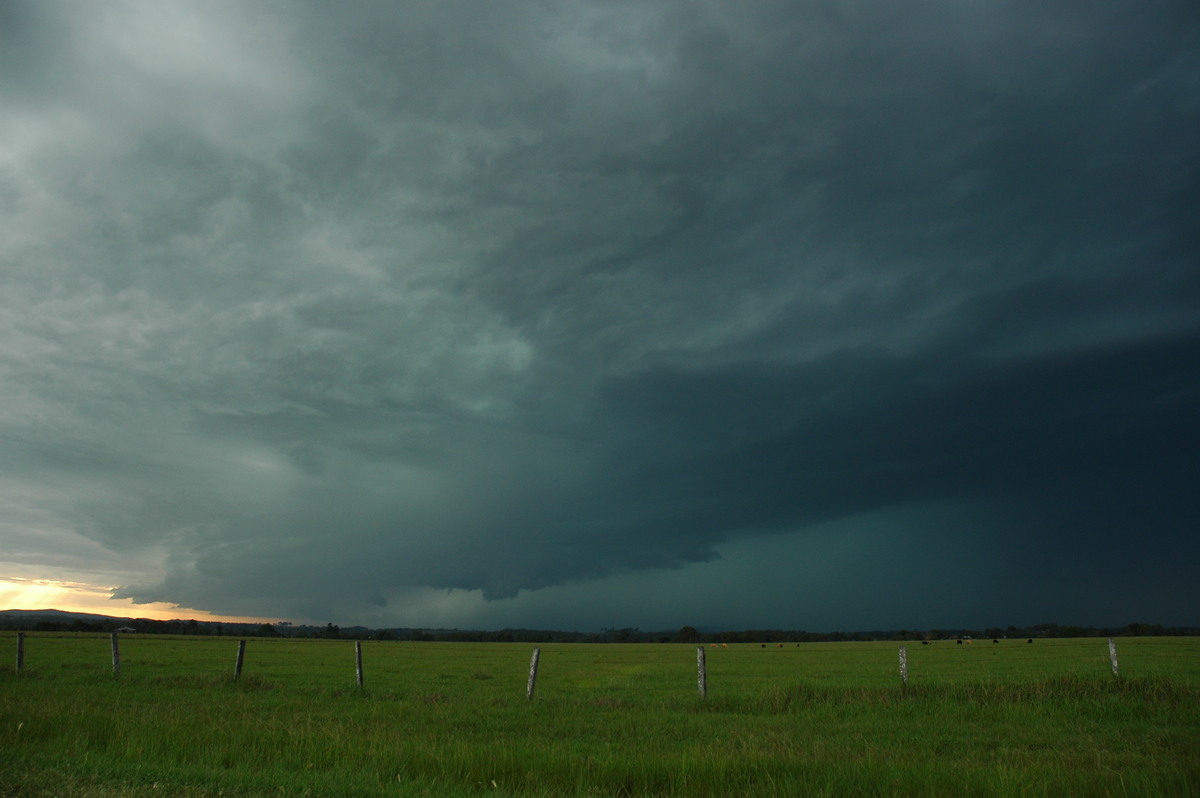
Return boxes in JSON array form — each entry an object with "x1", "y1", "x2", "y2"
[{"x1": 1, "y1": 0, "x2": 1198, "y2": 633}]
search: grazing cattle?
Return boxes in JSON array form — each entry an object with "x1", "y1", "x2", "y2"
[
  {"x1": 993, "y1": 639, "x2": 999, "y2": 644},
  {"x1": 956, "y1": 639, "x2": 963, "y2": 645},
  {"x1": 761, "y1": 644, "x2": 766, "y2": 648},
  {"x1": 722, "y1": 643, "x2": 728, "y2": 648},
  {"x1": 777, "y1": 643, "x2": 783, "y2": 648},
  {"x1": 1027, "y1": 639, "x2": 1033, "y2": 644},
  {"x1": 921, "y1": 640, "x2": 930, "y2": 645}
]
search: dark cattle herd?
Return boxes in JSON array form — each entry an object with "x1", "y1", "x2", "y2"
[
  {"x1": 744, "y1": 638, "x2": 1039, "y2": 647},
  {"x1": 740, "y1": 638, "x2": 1039, "y2": 648}
]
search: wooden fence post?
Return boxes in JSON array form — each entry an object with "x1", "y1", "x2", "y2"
[
  {"x1": 355, "y1": 640, "x2": 364, "y2": 689},
  {"x1": 1108, "y1": 638, "x2": 1119, "y2": 677},
  {"x1": 233, "y1": 640, "x2": 246, "y2": 680},
  {"x1": 899, "y1": 645, "x2": 908, "y2": 686},
  {"x1": 526, "y1": 647, "x2": 540, "y2": 700},
  {"x1": 696, "y1": 646, "x2": 707, "y2": 699},
  {"x1": 110, "y1": 631, "x2": 121, "y2": 679},
  {"x1": 15, "y1": 632, "x2": 24, "y2": 674}
]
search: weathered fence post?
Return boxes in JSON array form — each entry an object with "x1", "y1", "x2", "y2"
[
  {"x1": 110, "y1": 631, "x2": 121, "y2": 678},
  {"x1": 355, "y1": 640, "x2": 364, "y2": 689},
  {"x1": 696, "y1": 646, "x2": 707, "y2": 699},
  {"x1": 1108, "y1": 638, "x2": 1119, "y2": 677},
  {"x1": 15, "y1": 632, "x2": 24, "y2": 674},
  {"x1": 233, "y1": 640, "x2": 246, "y2": 680},
  {"x1": 899, "y1": 645, "x2": 908, "y2": 686},
  {"x1": 526, "y1": 647, "x2": 540, "y2": 700}
]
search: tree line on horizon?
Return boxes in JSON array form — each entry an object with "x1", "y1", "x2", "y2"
[{"x1": 0, "y1": 612, "x2": 1193, "y2": 642}]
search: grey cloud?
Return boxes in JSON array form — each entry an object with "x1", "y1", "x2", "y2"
[{"x1": 2, "y1": 0, "x2": 1197, "y2": 629}]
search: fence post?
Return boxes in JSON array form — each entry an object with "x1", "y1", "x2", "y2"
[
  {"x1": 111, "y1": 631, "x2": 121, "y2": 679},
  {"x1": 696, "y1": 646, "x2": 707, "y2": 699},
  {"x1": 899, "y1": 645, "x2": 908, "y2": 686},
  {"x1": 526, "y1": 647, "x2": 540, "y2": 700},
  {"x1": 234, "y1": 640, "x2": 246, "y2": 680},
  {"x1": 15, "y1": 632, "x2": 24, "y2": 674},
  {"x1": 1108, "y1": 638, "x2": 1119, "y2": 677},
  {"x1": 355, "y1": 640, "x2": 364, "y2": 689}
]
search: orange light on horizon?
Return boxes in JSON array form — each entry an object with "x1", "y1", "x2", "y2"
[{"x1": 0, "y1": 577, "x2": 288, "y2": 624}]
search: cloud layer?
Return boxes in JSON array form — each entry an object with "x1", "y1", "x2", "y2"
[{"x1": 3, "y1": 0, "x2": 1198, "y2": 630}]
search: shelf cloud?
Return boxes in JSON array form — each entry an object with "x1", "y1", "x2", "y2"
[{"x1": 2, "y1": 0, "x2": 1198, "y2": 631}]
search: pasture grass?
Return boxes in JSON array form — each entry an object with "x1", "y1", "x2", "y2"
[{"x1": 2, "y1": 635, "x2": 1198, "y2": 796}]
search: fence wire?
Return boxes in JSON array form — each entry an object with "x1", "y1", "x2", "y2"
[{"x1": 6, "y1": 633, "x2": 1198, "y2": 700}]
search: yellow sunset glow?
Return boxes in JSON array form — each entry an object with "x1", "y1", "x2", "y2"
[{"x1": 0, "y1": 578, "x2": 283, "y2": 624}]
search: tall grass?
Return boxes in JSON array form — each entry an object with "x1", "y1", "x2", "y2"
[{"x1": 3, "y1": 635, "x2": 1198, "y2": 796}]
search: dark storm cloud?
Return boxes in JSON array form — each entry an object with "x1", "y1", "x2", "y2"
[{"x1": 2, "y1": 0, "x2": 1198, "y2": 629}]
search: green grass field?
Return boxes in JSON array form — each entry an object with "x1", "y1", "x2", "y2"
[{"x1": 2, "y1": 634, "x2": 1198, "y2": 796}]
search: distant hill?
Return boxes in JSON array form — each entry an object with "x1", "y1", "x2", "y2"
[
  {"x1": 0, "y1": 608, "x2": 136, "y2": 623},
  {"x1": 0, "y1": 608, "x2": 251, "y2": 634}
]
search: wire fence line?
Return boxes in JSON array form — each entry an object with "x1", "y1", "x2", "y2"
[{"x1": 8, "y1": 632, "x2": 1197, "y2": 701}]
